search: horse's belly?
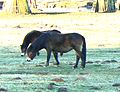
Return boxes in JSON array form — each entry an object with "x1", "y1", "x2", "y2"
[{"x1": 54, "y1": 46, "x2": 72, "y2": 53}]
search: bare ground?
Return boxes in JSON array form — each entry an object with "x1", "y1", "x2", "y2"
[{"x1": 0, "y1": 12, "x2": 120, "y2": 48}]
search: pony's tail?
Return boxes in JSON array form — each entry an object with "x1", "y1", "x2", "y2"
[{"x1": 82, "y1": 36, "x2": 86, "y2": 68}]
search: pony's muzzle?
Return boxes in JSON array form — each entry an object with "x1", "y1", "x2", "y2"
[
  {"x1": 21, "y1": 53, "x2": 25, "y2": 56},
  {"x1": 26, "y1": 57, "x2": 32, "y2": 62}
]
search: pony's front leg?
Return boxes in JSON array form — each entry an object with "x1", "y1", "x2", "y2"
[
  {"x1": 53, "y1": 52, "x2": 60, "y2": 65},
  {"x1": 46, "y1": 50, "x2": 52, "y2": 67}
]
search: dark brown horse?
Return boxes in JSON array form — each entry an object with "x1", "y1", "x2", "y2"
[
  {"x1": 20, "y1": 29, "x2": 61, "y2": 56},
  {"x1": 26, "y1": 32, "x2": 86, "y2": 69}
]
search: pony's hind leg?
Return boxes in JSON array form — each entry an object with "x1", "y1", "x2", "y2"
[
  {"x1": 73, "y1": 47, "x2": 84, "y2": 69},
  {"x1": 74, "y1": 55, "x2": 80, "y2": 68},
  {"x1": 53, "y1": 51, "x2": 60, "y2": 65},
  {"x1": 81, "y1": 54, "x2": 85, "y2": 68}
]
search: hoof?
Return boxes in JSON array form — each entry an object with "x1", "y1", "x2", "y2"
[
  {"x1": 53, "y1": 62, "x2": 60, "y2": 65},
  {"x1": 73, "y1": 65, "x2": 77, "y2": 69},
  {"x1": 81, "y1": 66, "x2": 85, "y2": 70},
  {"x1": 81, "y1": 63, "x2": 85, "y2": 69},
  {"x1": 81, "y1": 65, "x2": 85, "y2": 69}
]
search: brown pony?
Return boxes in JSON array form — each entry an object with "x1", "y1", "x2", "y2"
[{"x1": 26, "y1": 32, "x2": 86, "y2": 69}]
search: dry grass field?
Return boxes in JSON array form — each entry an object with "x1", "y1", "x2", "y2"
[{"x1": 0, "y1": 12, "x2": 120, "y2": 48}]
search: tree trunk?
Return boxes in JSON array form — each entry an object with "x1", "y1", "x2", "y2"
[
  {"x1": 99, "y1": 0, "x2": 106, "y2": 12},
  {"x1": 13, "y1": 0, "x2": 31, "y2": 14},
  {"x1": 95, "y1": 0, "x2": 116, "y2": 12},
  {"x1": 95, "y1": 0, "x2": 99, "y2": 12},
  {"x1": 0, "y1": 0, "x2": 31, "y2": 15},
  {"x1": 107, "y1": 0, "x2": 116, "y2": 12},
  {"x1": 117, "y1": 0, "x2": 120, "y2": 10}
]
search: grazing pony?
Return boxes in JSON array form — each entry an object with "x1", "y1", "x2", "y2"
[
  {"x1": 26, "y1": 32, "x2": 86, "y2": 69},
  {"x1": 20, "y1": 29, "x2": 61, "y2": 56}
]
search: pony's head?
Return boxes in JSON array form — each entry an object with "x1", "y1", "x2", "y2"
[
  {"x1": 20, "y1": 44, "x2": 27, "y2": 56},
  {"x1": 26, "y1": 45, "x2": 36, "y2": 61}
]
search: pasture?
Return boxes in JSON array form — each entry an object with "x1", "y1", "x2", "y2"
[{"x1": 0, "y1": 12, "x2": 120, "y2": 92}]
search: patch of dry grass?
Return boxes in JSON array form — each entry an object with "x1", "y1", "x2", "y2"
[{"x1": 0, "y1": 12, "x2": 120, "y2": 48}]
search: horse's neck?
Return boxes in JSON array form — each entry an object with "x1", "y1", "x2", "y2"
[
  {"x1": 23, "y1": 39, "x2": 30, "y2": 48},
  {"x1": 33, "y1": 38, "x2": 45, "y2": 51}
]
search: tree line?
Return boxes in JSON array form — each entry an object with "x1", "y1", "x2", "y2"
[{"x1": 1, "y1": 0, "x2": 120, "y2": 14}]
